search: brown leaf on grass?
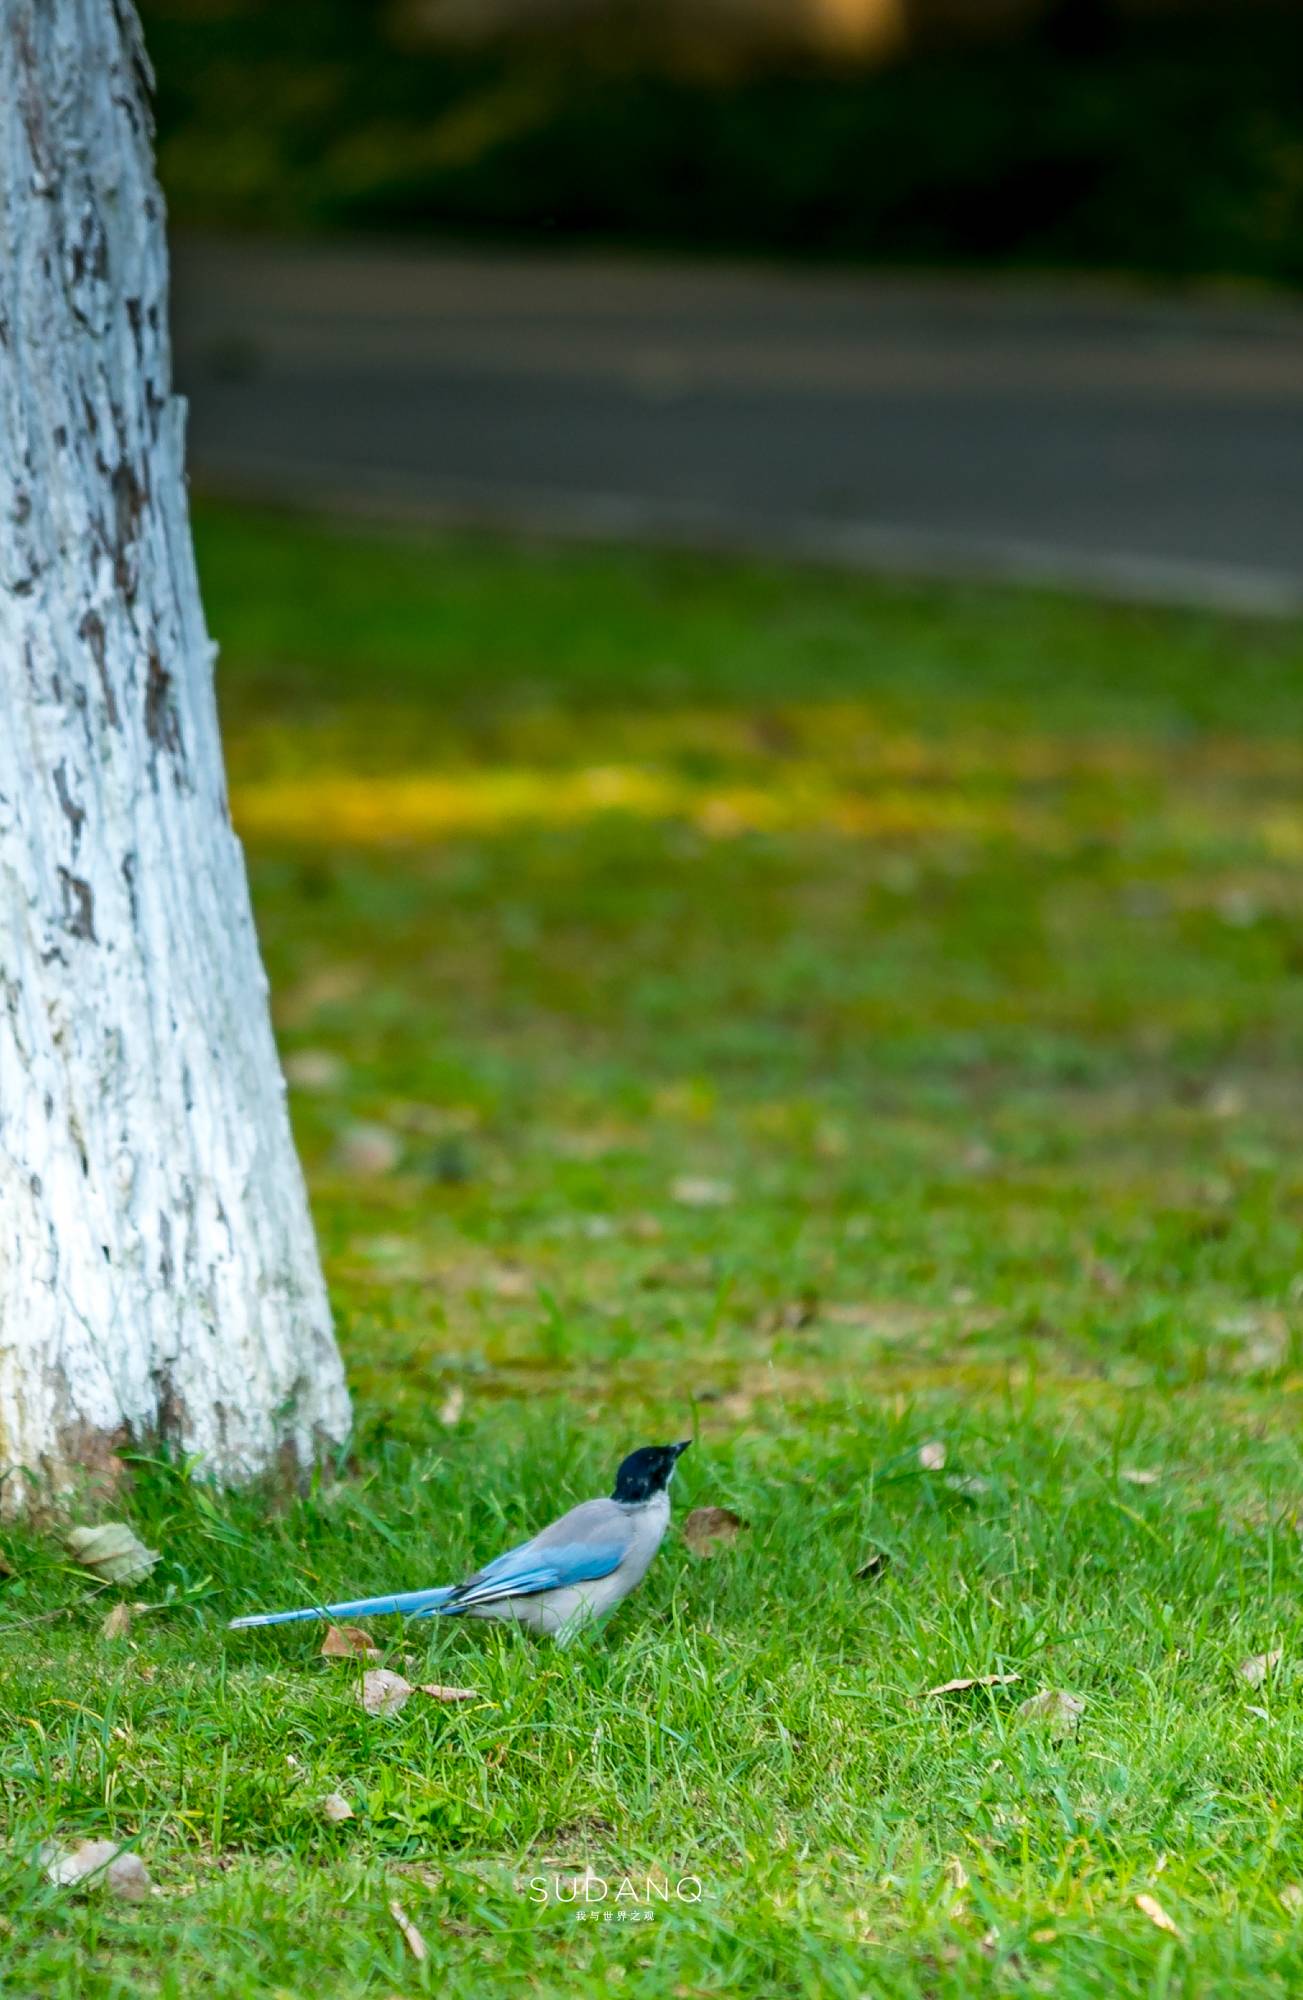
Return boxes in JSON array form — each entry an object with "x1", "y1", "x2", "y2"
[
  {"x1": 821, "y1": 1302, "x2": 879, "y2": 1327},
  {"x1": 438, "y1": 1385, "x2": 466, "y2": 1426},
  {"x1": 760, "y1": 1294, "x2": 819, "y2": 1333},
  {"x1": 276, "y1": 962, "x2": 365, "y2": 1029},
  {"x1": 1119, "y1": 1468, "x2": 1160, "y2": 1487},
  {"x1": 388, "y1": 1899, "x2": 428, "y2": 1962},
  {"x1": 356, "y1": 1669, "x2": 477, "y2": 1713},
  {"x1": 65, "y1": 1523, "x2": 158, "y2": 1585},
  {"x1": 100, "y1": 1602, "x2": 136, "y2": 1641},
  {"x1": 358, "y1": 1669, "x2": 412, "y2": 1716},
  {"x1": 854, "y1": 1549, "x2": 890, "y2": 1582},
  {"x1": 335, "y1": 1122, "x2": 401, "y2": 1178},
  {"x1": 320, "y1": 1792, "x2": 354, "y2": 1824},
  {"x1": 682, "y1": 1507, "x2": 747, "y2": 1555},
  {"x1": 322, "y1": 1624, "x2": 381, "y2": 1663},
  {"x1": 1017, "y1": 1689, "x2": 1086, "y2": 1735},
  {"x1": 925, "y1": 1674, "x2": 1020, "y2": 1697},
  {"x1": 671, "y1": 1176, "x2": 734, "y2": 1208},
  {"x1": 1239, "y1": 1648, "x2": 1282, "y2": 1687},
  {"x1": 490, "y1": 1261, "x2": 535, "y2": 1297},
  {"x1": 815, "y1": 1120, "x2": 848, "y2": 1159},
  {"x1": 1135, "y1": 1892, "x2": 1179, "y2": 1936},
  {"x1": 283, "y1": 1049, "x2": 345, "y2": 1092},
  {"x1": 1086, "y1": 1258, "x2": 1124, "y2": 1297},
  {"x1": 105, "y1": 1851, "x2": 152, "y2": 1903},
  {"x1": 945, "y1": 1474, "x2": 991, "y2": 1499},
  {"x1": 918, "y1": 1441, "x2": 947, "y2": 1471},
  {"x1": 43, "y1": 1840, "x2": 152, "y2": 1902},
  {"x1": 43, "y1": 1838, "x2": 114, "y2": 1886}
]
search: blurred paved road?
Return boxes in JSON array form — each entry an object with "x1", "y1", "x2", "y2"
[{"x1": 172, "y1": 235, "x2": 1303, "y2": 613}]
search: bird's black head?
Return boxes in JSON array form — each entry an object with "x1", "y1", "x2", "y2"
[{"x1": 612, "y1": 1440, "x2": 691, "y2": 1505}]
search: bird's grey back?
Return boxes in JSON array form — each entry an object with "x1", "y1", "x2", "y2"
[
  {"x1": 532, "y1": 1496, "x2": 631, "y2": 1550},
  {"x1": 456, "y1": 1495, "x2": 631, "y2": 1595}
]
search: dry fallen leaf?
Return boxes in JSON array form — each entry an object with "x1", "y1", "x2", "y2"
[
  {"x1": 918, "y1": 1441, "x2": 947, "y2": 1472},
  {"x1": 335, "y1": 1122, "x2": 401, "y2": 1178},
  {"x1": 321, "y1": 1624, "x2": 381, "y2": 1664},
  {"x1": 389, "y1": 1899, "x2": 428, "y2": 1963},
  {"x1": 283, "y1": 1049, "x2": 345, "y2": 1092},
  {"x1": 100, "y1": 1602, "x2": 136, "y2": 1641},
  {"x1": 355, "y1": 1670, "x2": 476, "y2": 1714},
  {"x1": 1239, "y1": 1648, "x2": 1282, "y2": 1688},
  {"x1": 276, "y1": 962, "x2": 366, "y2": 1029},
  {"x1": 43, "y1": 1838, "x2": 114, "y2": 1886},
  {"x1": 65, "y1": 1523, "x2": 158, "y2": 1585},
  {"x1": 358, "y1": 1669, "x2": 412, "y2": 1716},
  {"x1": 1017, "y1": 1689, "x2": 1086, "y2": 1735},
  {"x1": 1135, "y1": 1892, "x2": 1179, "y2": 1936},
  {"x1": 1119, "y1": 1468, "x2": 1160, "y2": 1487},
  {"x1": 925, "y1": 1674, "x2": 1020, "y2": 1697},
  {"x1": 43, "y1": 1840, "x2": 151, "y2": 1902},
  {"x1": 671, "y1": 1176, "x2": 734, "y2": 1208},
  {"x1": 490, "y1": 1262, "x2": 534, "y2": 1297},
  {"x1": 438, "y1": 1384, "x2": 466, "y2": 1426},
  {"x1": 762, "y1": 1295, "x2": 819, "y2": 1333},
  {"x1": 682, "y1": 1507, "x2": 747, "y2": 1555},
  {"x1": 320, "y1": 1792, "x2": 354, "y2": 1824},
  {"x1": 854, "y1": 1549, "x2": 890, "y2": 1582},
  {"x1": 105, "y1": 1851, "x2": 152, "y2": 1904}
]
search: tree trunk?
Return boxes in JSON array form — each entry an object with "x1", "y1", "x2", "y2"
[{"x1": 0, "y1": 0, "x2": 351, "y2": 1509}]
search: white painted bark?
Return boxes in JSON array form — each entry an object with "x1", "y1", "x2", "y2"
[{"x1": 0, "y1": 0, "x2": 351, "y2": 1508}]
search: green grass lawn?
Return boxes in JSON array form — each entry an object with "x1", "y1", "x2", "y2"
[{"x1": 5, "y1": 507, "x2": 1303, "y2": 1997}]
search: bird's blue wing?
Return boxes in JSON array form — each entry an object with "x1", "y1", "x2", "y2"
[{"x1": 438, "y1": 1536, "x2": 626, "y2": 1611}]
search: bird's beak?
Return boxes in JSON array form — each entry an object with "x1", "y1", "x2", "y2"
[{"x1": 673, "y1": 1440, "x2": 692, "y2": 1457}]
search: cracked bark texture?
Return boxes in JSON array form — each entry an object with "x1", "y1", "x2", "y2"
[{"x1": 0, "y1": 0, "x2": 351, "y2": 1508}]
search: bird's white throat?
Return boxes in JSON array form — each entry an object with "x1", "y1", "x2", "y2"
[{"x1": 618, "y1": 1488, "x2": 671, "y2": 1534}]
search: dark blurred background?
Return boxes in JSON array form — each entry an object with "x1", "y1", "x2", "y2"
[
  {"x1": 153, "y1": 0, "x2": 1303, "y2": 610},
  {"x1": 144, "y1": 0, "x2": 1301, "y2": 283}
]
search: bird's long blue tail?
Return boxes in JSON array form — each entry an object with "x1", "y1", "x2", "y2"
[{"x1": 228, "y1": 1586, "x2": 456, "y2": 1630}]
